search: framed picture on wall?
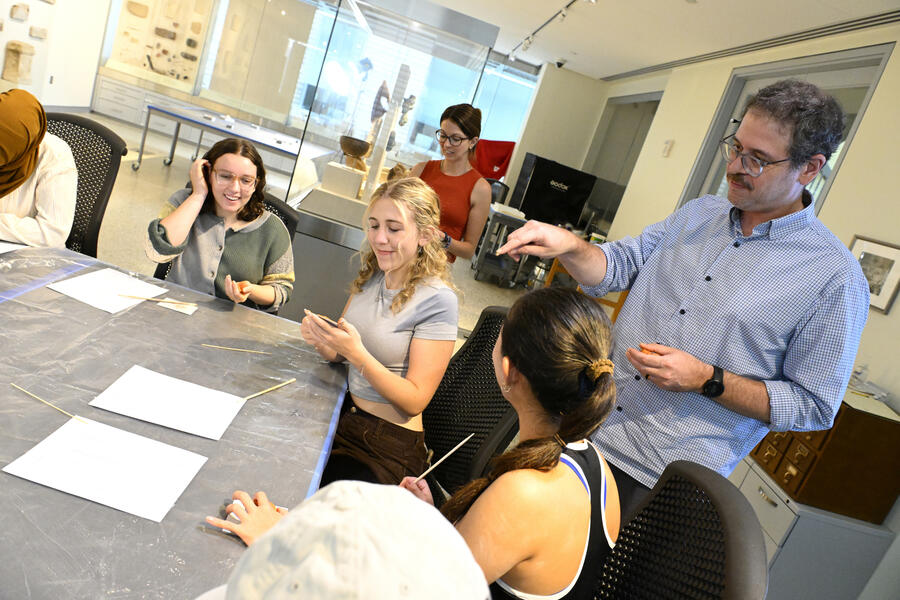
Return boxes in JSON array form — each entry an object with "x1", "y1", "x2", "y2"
[{"x1": 850, "y1": 236, "x2": 900, "y2": 314}]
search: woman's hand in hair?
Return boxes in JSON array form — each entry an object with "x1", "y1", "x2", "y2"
[
  {"x1": 188, "y1": 157, "x2": 210, "y2": 199},
  {"x1": 205, "y1": 490, "x2": 288, "y2": 547},
  {"x1": 399, "y1": 476, "x2": 435, "y2": 506}
]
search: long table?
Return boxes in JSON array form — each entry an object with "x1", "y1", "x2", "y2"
[
  {"x1": 0, "y1": 247, "x2": 346, "y2": 599},
  {"x1": 131, "y1": 104, "x2": 308, "y2": 171}
]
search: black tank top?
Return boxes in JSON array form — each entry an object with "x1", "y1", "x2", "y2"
[{"x1": 489, "y1": 442, "x2": 614, "y2": 600}]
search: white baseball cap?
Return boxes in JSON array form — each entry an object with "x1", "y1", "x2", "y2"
[{"x1": 202, "y1": 480, "x2": 489, "y2": 600}]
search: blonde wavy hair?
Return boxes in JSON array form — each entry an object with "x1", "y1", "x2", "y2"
[{"x1": 351, "y1": 177, "x2": 454, "y2": 312}]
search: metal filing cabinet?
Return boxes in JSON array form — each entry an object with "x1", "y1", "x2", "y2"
[{"x1": 730, "y1": 457, "x2": 894, "y2": 599}]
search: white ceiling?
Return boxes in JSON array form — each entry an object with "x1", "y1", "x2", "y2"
[{"x1": 429, "y1": 0, "x2": 900, "y2": 79}]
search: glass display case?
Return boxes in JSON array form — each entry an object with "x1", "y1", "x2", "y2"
[{"x1": 99, "y1": 1, "x2": 539, "y2": 198}]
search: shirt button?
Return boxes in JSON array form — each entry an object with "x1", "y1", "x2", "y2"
[
  {"x1": 705, "y1": 275, "x2": 712, "y2": 281},
  {"x1": 616, "y1": 406, "x2": 623, "y2": 412},
  {"x1": 679, "y1": 309, "x2": 686, "y2": 315},
  {"x1": 218, "y1": 245, "x2": 223, "y2": 251},
  {"x1": 733, "y1": 241, "x2": 741, "y2": 248},
  {"x1": 209, "y1": 271, "x2": 215, "y2": 277},
  {"x1": 634, "y1": 374, "x2": 641, "y2": 381}
]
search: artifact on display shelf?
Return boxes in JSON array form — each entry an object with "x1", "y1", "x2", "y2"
[
  {"x1": 10, "y1": 4, "x2": 29, "y2": 21},
  {"x1": 3, "y1": 41, "x2": 35, "y2": 84},
  {"x1": 0, "y1": 19, "x2": 4, "y2": 32},
  {"x1": 29, "y1": 26, "x2": 47, "y2": 40},
  {"x1": 39, "y1": 0, "x2": 55, "y2": 4},
  {"x1": 107, "y1": 0, "x2": 213, "y2": 90},
  {"x1": 127, "y1": 2, "x2": 149, "y2": 18}
]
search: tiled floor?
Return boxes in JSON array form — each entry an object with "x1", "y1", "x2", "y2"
[{"x1": 90, "y1": 113, "x2": 526, "y2": 337}]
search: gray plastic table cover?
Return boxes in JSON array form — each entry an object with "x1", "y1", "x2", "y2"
[{"x1": 0, "y1": 247, "x2": 346, "y2": 599}]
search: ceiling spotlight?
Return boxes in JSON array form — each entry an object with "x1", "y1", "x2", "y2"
[
  {"x1": 558, "y1": 8, "x2": 567, "y2": 22},
  {"x1": 522, "y1": 35, "x2": 533, "y2": 51}
]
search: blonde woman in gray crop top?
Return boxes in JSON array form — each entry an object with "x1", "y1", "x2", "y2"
[
  {"x1": 301, "y1": 177, "x2": 458, "y2": 485},
  {"x1": 204, "y1": 180, "x2": 458, "y2": 544}
]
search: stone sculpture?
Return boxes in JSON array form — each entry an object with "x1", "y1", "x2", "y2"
[
  {"x1": 10, "y1": 4, "x2": 29, "y2": 21},
  {"x1": 3, "y1": 41, "x2": 35, "y2": 83}
]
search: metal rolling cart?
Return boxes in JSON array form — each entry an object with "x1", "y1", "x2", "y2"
[{"x1": 472, "y1": 205, "x2": 534, "y2": 287}]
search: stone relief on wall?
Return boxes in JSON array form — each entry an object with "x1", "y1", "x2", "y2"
[
  {"x1": 10, "y1": 4, "x2": 29, "y2": 21},
  {"x1": 3, "y1": 40, "x2": 35, "y2": 83}
]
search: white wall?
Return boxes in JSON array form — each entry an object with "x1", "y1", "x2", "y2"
[
  {"x1": 504, "y1": 64, "x2": 609, "y2": 190},
  {"x1": 0, "y1": 0, "x2": 110, "y2": 106}
]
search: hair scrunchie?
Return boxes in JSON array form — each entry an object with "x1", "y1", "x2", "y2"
[{"x1": 575, "y1": 358, "x2": 614, "y2": 402}]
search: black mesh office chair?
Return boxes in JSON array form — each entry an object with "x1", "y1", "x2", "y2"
[
  {"x1": 422, "y1": 306, "x2": 518, "y2": 503},
  {"x1": 595, "y1": 460, "x2": 768, "y2": 600},
  {"x1": 153, "y1": 190, "x2": 298, "y2": 281},
  {"x1": 46, "y1": 112, "x2": 127, "y2": 258}
]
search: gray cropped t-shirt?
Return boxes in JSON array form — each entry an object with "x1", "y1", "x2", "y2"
[{"x1": 344, "y1": 272, "x2": 458, "y2": 404}]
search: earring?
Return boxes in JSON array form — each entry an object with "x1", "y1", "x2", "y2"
[{"x1": 501, "y1": 383, "x2": 511, "y2": 393}]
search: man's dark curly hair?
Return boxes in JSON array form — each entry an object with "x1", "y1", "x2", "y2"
[{"x1": 743, "y1": 79, "x2": 844, "y2": 167}]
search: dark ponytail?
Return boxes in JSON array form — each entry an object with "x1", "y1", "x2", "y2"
[{"x1": 441, "y1": 288, "x2": 616, "y2": 523}]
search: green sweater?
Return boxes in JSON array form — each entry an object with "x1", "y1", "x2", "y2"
[{"x1": 145, "y1": 189, "x2": 294, "y2": 312}]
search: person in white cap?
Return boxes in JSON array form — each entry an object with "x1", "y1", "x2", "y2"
[{"x1": 197, "y1": 480, "x2": 488, "y2": 600}]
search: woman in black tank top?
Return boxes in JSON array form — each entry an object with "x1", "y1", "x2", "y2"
[{"x1": 401, "y1": 288, "x2": 621, "y2": 599}]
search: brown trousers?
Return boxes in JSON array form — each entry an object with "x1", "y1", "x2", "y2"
[{"x1": 325, "y1": 403, "x2": 428, "y2": 485}]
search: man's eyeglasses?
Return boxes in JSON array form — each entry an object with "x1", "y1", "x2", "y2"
[
  {"x1": 434, "y1": 130, "x2": 470, "y2": 147},
  {"x1": 213, "y1": 169, "x2": 257, "y2": 189},
  {"x1": 720, "y1": 135, "x2": 791, "y2": 178}
]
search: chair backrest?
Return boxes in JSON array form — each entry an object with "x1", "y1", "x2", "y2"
[
  {"x1": 422, "y1": 306, "x2": 518, "y2": 496},
  {"x1": 153, "y1": 189, "x2": 298, "y2": 282},
  {"x1": 595, "y1": 460, "x2": 768, "y2": 600},
  {"x1": 485, "y1": 178, "x2": 510, "y2": 204},
  {"x1": 46, "y1": 112, "x2": 127, "y2": 258},
  {"x1": 262, "y1": 191, "x2": 300, "y2": 236}
]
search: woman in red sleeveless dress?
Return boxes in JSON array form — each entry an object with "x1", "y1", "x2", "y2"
[{"x1": 411, "y1": 104, "x2": 492, "y2": 263}]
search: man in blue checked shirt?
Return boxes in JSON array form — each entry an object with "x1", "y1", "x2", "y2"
[{"x1": 498, "y1": 79, "x2": 869, "y2": 520}]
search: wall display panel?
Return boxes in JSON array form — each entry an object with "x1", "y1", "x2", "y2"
[
  {"x1": 105, "y1": 0, "x2": 213, "y2": 92},
  {"x1": 202, "y1": 0, "x2": 316, "y2": 122}
]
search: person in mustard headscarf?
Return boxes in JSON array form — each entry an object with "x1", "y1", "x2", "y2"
[{"x1": 0, "y1": 89, "x2": 77, "y2": 247}]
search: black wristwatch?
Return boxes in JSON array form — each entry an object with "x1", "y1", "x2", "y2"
[
  {"x1": 442, "y1": 232, "x2": 452, "y2": 249},
  {"x1": 701, "y1": 365, "x2": 725, "y2": 398}
]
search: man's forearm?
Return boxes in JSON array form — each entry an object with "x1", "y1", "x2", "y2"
[
  {"x1": 713, "y1": 369, "x2": 771, "y2": 423},
  {"x1": 558, "y1": 238, "x2": 608, "y2": 288}
]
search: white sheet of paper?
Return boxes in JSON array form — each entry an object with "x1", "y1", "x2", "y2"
[
  {"x1": 90, "y1": 365, "x2": 246, "y2": 440},
  {"x1": 159, "y1": 297, "x2": 199, "y2": 315},
  {"x1": 2, "y1": 417, "x2": 207, "y2": 522},
  {"x1": 47, "y1": 267, "x2": 168, "y2": 313},
  {"x1": 0, "y1": 241, "x2": 26, "y2": 254}
]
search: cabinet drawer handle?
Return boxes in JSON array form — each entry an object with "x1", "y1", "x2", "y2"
[{"x1": 758, "y1": 487, "x2": 778, "y2": 507}]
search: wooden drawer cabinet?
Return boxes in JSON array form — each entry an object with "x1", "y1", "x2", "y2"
[{"x1": 751, "y1": 396, "x2": 900, "y2": 524}]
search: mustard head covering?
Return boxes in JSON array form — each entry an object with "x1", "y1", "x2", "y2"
[{"x1": 0, "y1": 89, "x2": 47, "y2": 198}]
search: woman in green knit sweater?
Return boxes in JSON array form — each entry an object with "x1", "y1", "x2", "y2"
[{"x1": 144, "y1": 138, "x2": 294, "y2": 312}]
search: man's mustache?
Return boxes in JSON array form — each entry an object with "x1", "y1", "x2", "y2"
[{"x1": 727, "y1": 173, "x2": 753, "y2": 190}]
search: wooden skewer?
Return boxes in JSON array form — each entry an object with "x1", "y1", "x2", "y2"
[
  {"x1": 242, "y1": 378, "x2": 297, "y2": 401},
  {"x1": 10, "y1": 383, "x2": 88, "y2": 424},
  {"x1": 201, "y1": 343, "x2": 271, "y2": 355},
  {"x1": 415, "y1": 433, "x2": 475, "y2": 483},
  {"x1": 118, "y1": 294, "x2": 197, "y2": 307}
]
